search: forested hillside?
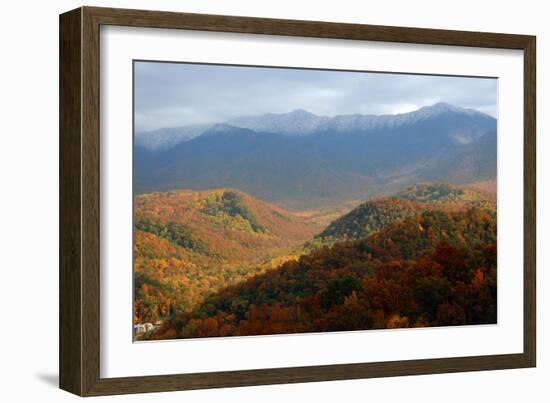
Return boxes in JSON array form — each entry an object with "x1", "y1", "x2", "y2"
[
  {"x1": 317, "y1": 183, "x2": 494, "y2": 241},
  {"x1": 150, "y1": 208, "x2": 497, "y2": 339},
  {"x1": 134, "y1": 189, "x2": 322, "y2": 323},
  {"x1": 134, "y1": 183, "x2": 497, "y2": 339}
]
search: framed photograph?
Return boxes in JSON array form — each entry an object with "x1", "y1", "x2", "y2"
[{"x1": 59, "y1": 6, "x2": 536, "y2": 396}]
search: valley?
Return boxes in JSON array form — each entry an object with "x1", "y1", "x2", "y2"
[{"x1": 134, "y1": 183, "x2": 497, "y2": 339}]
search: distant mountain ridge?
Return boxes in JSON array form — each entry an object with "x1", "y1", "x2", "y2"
[
  {"x1": 229, "y1": 102, "x2": 492, "y2": 137},
  {"x1": 135, "y1": 124, "x2": 212, "y2": 151},
  {"x1": 136, "y1": 103, "x2": 495, "y2": 150},
  {"x1": 135, "y1": 103, "x2": 497, "y2": 208}
]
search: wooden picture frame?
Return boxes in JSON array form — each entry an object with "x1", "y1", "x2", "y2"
[{"x1": 59, "y1": 6, "x2": 536, "y2": 396}]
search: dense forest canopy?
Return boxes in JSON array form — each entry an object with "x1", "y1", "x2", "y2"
[
  {"x1": 134, "y1": 183, "x2": 497, "y2": 340},
  {"x1": 150, "y1": 208, "x2": 496, "y2": 339}
]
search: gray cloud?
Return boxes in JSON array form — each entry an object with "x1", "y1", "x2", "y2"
[{"x1": 134, "y1": 61, "x2": 497, "y2": 132}]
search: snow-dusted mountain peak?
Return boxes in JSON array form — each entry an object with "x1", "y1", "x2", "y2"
[
  {"x1": 227, "y1": 109, "x2": 329, "y2": 136},
  {"x1": 414, "y1": 102, "x2": 487, "y2": 118},
  {"x1": 136, "y1": 103, "x2": 495, "y2": 150}
]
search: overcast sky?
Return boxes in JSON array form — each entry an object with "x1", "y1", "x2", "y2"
[{"x1": 134, "y1": 61, "x2": 497, "y2": 132}]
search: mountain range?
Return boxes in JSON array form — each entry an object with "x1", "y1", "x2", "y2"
[{"x1": 135, "y1": 103, "x2": 496, "y2": 208}]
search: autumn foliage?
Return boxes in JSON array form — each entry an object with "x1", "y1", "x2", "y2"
[
  {"x1": 133, "y1": 189, "x2": 322, "y2": 324},
  {"x1": 148, "y1": 206, "x2": 497, "y2": 339}
]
